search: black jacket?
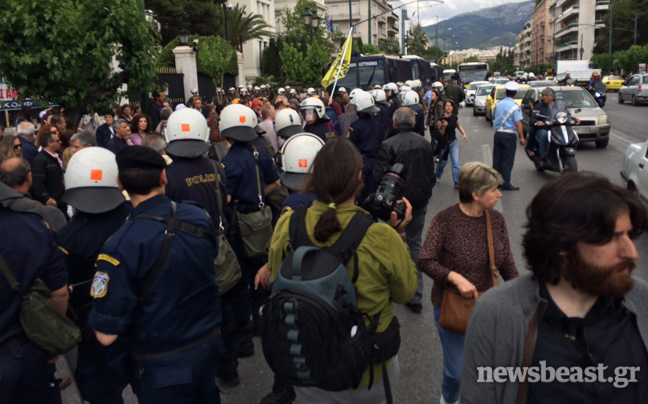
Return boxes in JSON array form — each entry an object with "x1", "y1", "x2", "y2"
[
  {"x1": 30, "y1": 150, "x2": 67, "y2": 216},
  {"x1": 95, "y1": 123, "x2": 114, "y2": 148},
  {"x1": 373, "y1": 126, "x2": 436, "y2": 210}
]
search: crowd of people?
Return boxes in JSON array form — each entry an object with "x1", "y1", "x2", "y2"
[{"x1": 1, "y1": 79, "x2": 647, "y2": 404}]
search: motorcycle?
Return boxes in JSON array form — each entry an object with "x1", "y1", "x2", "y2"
[
  {"x1": 525, "y1": 111, "x2": 579, "y2": 174},
  {"x1": 588, "y1": 81, "x2": 607, "y2": 108}
]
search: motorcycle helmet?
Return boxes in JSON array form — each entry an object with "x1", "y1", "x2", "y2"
[
  {"x1": 165, "y1": 108, "x2": 211, "y2": 158},
  {"x1": 219, "y1": 104, "x2": 259, "y2": 142},
  {"x1": 351, "y1": 91, "x2": 380, "y2": 114},
  {"x1": 275, "y1": 109, "x2": 303, "y2": 139},
  {"x1": 62, "y1": 148, "x2": 124, "y2": 214},
  {"x1": 280, "y1": 133, "x2": 325, "y2": 190},
  {"x1": 402, "y1": 90, "x2": 423, "y2": 111},
  {"x1": 593, "y1": 72, "x2": 600, "y2": 79},
  {"x1": 300, "y1": 97, "x2": 328, "y2": 120}
]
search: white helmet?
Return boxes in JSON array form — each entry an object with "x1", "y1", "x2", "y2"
[
  {"x1": 191, "y1": 88, "x2": 198, "y2": 94},
  {"x1": 384, "y1": 82, "x2": 398, "y2": 92},
  {"x1": 278, "y1": 87, "x2": 286, "y2": 95},
  {"x1": 338, "y1": 87, "x2": 347, "y2": 94},
  {"x1": 260, "y1": 84, "x2": 267, "y2": 89},
  {"x1": 402, "y1": 90, "x2": 423, "y2": 111},
  {"x1": 399, "y1": 85, "x2": 411, "y2": 94},
  {"x1": 432, "y1": 81, "x2": 444, "y2": 89},
  {"x1": 216, "y1": 87, "x2": 222, "y2": 92},
  {"x1": 307, "y1": 87, "x2": 316, "y2": 96},
  {"x1": 165, "y1": 108, "x2": 211, "y2": 158},
  {"x1": 373, "y1": 84, "x2": 382, "y2": 90},
  {"x1": 62, "y1": 148, "x2": 124, "y2": 214},
  {"x1": 349, "y1": 88, "x2": 363, "y2": 101},
  {"x1": 280, "y1": 133, "x2": 325, "y2": 190},
  {"x1": 247, "y1": 84, "x2": 253, "y2": 90},
  {"x1": 219, "y1": 104, "x2": 259, "y2": 142},
  {"x1": 238, "y1": 85, "x2": 244, "y2": 89},
  {"x1": 285, "y1": 85, "x2": 291, "y2": 90},
  {"x1": 289, "y1": 88, "x2": 297, "y2": 95},
  {"x1": 240, "y1": 88, "x2": 248, "y2": 94},
  {"x1": 299, "y1": 97, "x2": 327, "y2": 119},
  {"x1": 229, "y1": 87, "x2": 236, "y2": 92},
  {"x1": 254, "y1": 86, "x2": 260, "y2": 91},
  {"x1": 351, "y1": 91, "x2": 380, "y2": 114},
  {"x1": 371, "y1": 89, "x2": 387, "y2": 104},
  {"x1": 274, "y1": 109, "x2": 303, "y2": 139}
]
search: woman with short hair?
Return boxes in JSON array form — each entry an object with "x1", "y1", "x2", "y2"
[{"x1": 419, "y1": 162, "x2": 519, "y2": 404}]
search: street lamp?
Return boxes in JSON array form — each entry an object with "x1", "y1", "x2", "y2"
[
  {"x1": 179, "y1": 29, "x2": 189, "y2": 46},
  {"x1": 302, "y1": 7, "x2": 321, "y2": 44}
]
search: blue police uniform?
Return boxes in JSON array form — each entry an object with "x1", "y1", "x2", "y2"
[
  {"x1": 376, "y1": 103, "x2": 391, "y2": 135},
  {"x1": 282, "y1": 192, "x2": 317, "y2": 213},
  {"x1": 0, "y1": 209, "x2": 67, "y2": 404},
  {"x1": 88, "y1": 195, "x2": 224, "y2": 404},
  {"x1": 413, "y1": 111, "x2": 425, "y2": 136},
  {"x1": 56, "y1": 202, "x2": 132, "y2": 404},
  {"x1": 304, "y1": 119, "x2": 335, "y2": 143},
  {"x1": 349, "y1": 115, "x2": 386, "y2": 198},
  {"x1": 492, "y1": 97, "x2": 524, "y2": 189},
  {"x1": 387, "y1": 94, "x2": 401, "y2": 123}
]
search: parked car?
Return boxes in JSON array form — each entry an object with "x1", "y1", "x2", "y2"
[
  {"x1": 618, "y1": 73, "x2": 648, "y2": 105},
  {"x1": 620, "y1": 139, "x2": 648, "y2": 210},
  {"x1": 494, "y1": 78, "x2": 510, "y2": 85},
  {"x1": 602, "y1": 75, "x2": 625, "y2": 92},
  {"x1": 473, "y1": 84, "x2": 495, "y2": 116},
  {"x1": 529, "y1": 80, "x2": 558, "y2": 88},
  {"x1": 520, "y1": 86, "x2": 611, "y2": 148},
  {"x1": 485, "y1": 84, "x2": 531, "y2": 122},
  {"x1": 465, "y1": 81, "x2": 490, "y2": 106}
]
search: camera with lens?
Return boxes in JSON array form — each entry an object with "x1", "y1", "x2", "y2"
[{"x1": 363, "y1": 163, "x2": 406, "y2": 222}]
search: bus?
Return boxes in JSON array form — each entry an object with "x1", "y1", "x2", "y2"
[
  {"x1": 430, "y1": 63, "x2": 444, "y2": 84},
  {"x1": 402, "y1": 55, "x2": 434, "y2": 87},
  {"x1": 458, "y1": 62, "x2": 490, "y2": 88},
  {"x1": 443, "y1": 69, "x2": 456, "y2": 82},
  {"x1": 323, "y1": 55, "x2": 412, "y2": 94}
]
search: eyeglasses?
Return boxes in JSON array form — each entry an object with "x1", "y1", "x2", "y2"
[{"x1": 13, "y1": 144, "x2": 22, "y2": 150}]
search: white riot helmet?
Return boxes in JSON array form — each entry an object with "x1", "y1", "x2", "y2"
[
  {"x1": 254, "y1": 86, "x2": 260, "y2": 91},
  {"x1": 274, "y1": 109, "x2": 303, "y2": 139},
  {"x1": 280, "y1": 133, "x2": 325, "y2": 190},
  {"x1": 285, "y1": 85, "x2": 291, "y2": 90},
  {"x1": 307, "y1": 87, "x2": 316, "y2": 96},
  {"x1": 229, "y1": 87, "x2": 236, "y2": 93},
  {"x1": 351, "y1": 91, "x2": 380, "y2": 114},
  {"x1": 240, "y1": 88, "x2": 248, "y2": 95},
  {"x1": 373, "y1": 84, "x2": 382, "y2": 89},
  {"x1": 399, "y1": 85, "x2": 411, "y2": 94},
  {"x1": 278, "y1": 87, "x2": 286, "y2": 95},
  {"x1": 260, "y1": 84, "x2": 267, "y2": 89},
  {"x1": 191, "y1": 88, "x2": 198, "y2": 94},
  {"x1": 238, "y1": 85, "x2": 244, "y2": 89},
  {"x1": 219, "y1": 104, "x2": 260, "y2": 142},
  {"x1": 371, "y1": 89, "x2": 388, "y2": 105},
  {"x1": 165, "y1": 108, "x2": 211, "y2": 158},
  {"x1": 432, "y1": 81, "x2": 444, "y2": 90},
  {"x1": 349, "y1": 88, "x2": 363, "y2": 101},
  {"x1": 62, "y1": 148, "x2": 124, "y2": 214},
  {"x1": 247, "y1": 85, "x2": 253, "y2": 90},
  {"x1": 384, "y1": 82, "x2": 398, "y2": 93},
  {"x1": 289, "y1": 88, "x2": 297, "y2": 95},
  {"x1": 402, "y1": 90, "x2": 423, "y2": 111},
  {"x1": 300, "y1": 97, "x2": 328, "y2": 120}
]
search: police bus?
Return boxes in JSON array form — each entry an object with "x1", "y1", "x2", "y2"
[
  {"x1": 430, "y1": 63, "x2": 444, "y2": 84},
  {"x1": 457, "y1": 62, "x2": 490, "y2": 88},
  {"x1": 324, "y1": 55, "x2": 412, "y2": 94}
]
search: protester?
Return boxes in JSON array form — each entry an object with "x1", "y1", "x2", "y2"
[
  {"x1": 258, "y1": 104, "x2": 281, "y2": 153},
  {"x1": 107, "y1": 119, "x2": 134, "y2": 155},
  {"x1": 129, "y1": 113, "x2": 151, "y2": 146},
  {"x1": 148, "y1": 89, "x2": 165, "y2": 130},
  {"x1": 14, "y1": 105, "x2": 35, "y2": 125},
  {"x1": 0, "y1": 135, "x2": 22, "y2": 162},
  {"x1": 96, "y1": 110, "x2": 116, "y2": 148},
  {"x1": 461, "y1": 172, "x2": 648, "y2": 404},
  {"x1": 16, "y1": 121, "x2": 39, "y2": 163},
  {"x1": 419, "y1": 162, "x2": 519, "y2": 404},
  {"x1": 444, "y1": 74, "x2": 465, "y2": 115},
  {"x1": 155, "y1": 106, "x2": 173, "y2": 133},
  {"x1": 70, "y1": 131, "x2": 97, "y2": 154},
  {"x1": 119, "y1": 104, "x2": 132, "y2": 125},
  {"x1": 31, "y1": 130, "x2": 67, "y2": 218},
  {"x1": 435, "y1": 100, "x2": 469, "y2": 188}
]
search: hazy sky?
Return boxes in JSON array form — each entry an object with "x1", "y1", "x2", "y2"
[{"x1": 389, "y1": 0, "x2": 529, "y2": 26}]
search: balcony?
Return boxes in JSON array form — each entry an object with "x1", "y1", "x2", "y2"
[
  {"x1": 554, "y1": 23, "x2": 578, "y2": 38},
  {"x1": 596, "y1": 0, "x2": 610, "y2": 10},
  {"x1": 388, "y1": 24, "x2": 398, "y2": 34},
  {"x1": 555, "y1": 5, "x2": 579, "y2": 24}
]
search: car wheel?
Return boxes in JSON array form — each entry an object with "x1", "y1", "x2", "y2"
[
  {"x1": 618, "y1": 93, "x2": 624, "y2": 104},
  {"x1": 473, "y1": 108, "x2": 477, "y2": 116},
  {"x1": 595, "y1": 137, "x2": 609, "y2": 148},
  {"x1": 632, "y1": 95, "x2": 639, "y2": 106}
]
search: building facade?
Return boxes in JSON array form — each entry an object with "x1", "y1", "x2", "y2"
[
  {"x1": 549, "y1": 0, "x2": 608, "y2": 62},
  {"x1": 324, "y1": 0, "x2": 399, "y2": 46},
  {"x1": 232, "y1": 0, "x2": 277, "y2": 80},
  {"x1": 515, "y1": 20, "x2": 533, "y2": 69},
  {"x1": 531, "y1": 0, "x2": 552, "y2": 66}
]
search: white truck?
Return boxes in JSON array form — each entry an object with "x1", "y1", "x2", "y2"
[{"x1": 555, "y1": 60, "x2": 601, "y2": 86}]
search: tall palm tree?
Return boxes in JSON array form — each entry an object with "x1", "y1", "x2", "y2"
[
  {"x1": 224, "y1": 5, "x2": 274, "y2": 51},
  {"x1": 405, "y1": 23, "x2": 431, "y2": 55}
]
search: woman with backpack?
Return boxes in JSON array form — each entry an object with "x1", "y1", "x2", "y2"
[{"x1": 264, "y1": 137, "x2": 418, "y2": 404}]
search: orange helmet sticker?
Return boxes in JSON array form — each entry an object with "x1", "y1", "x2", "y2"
[
  {"x1": 181, "y1": 123, "x2": 191, "y2": 132},
  {"x1": 298, "y1": 159, "x2": 308, "y2": 168},
  {"x1": 90, "y1": 169, "x2": 103, "y2": 181},
  {"x1": 239, "y1": 115, "x2": 246, "y2": 123}
]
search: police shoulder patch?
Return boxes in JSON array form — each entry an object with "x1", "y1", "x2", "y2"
[
  {"x1": 58, "y1": 246, "x2": 69, "y2": 255},
  {"x1": 91, "y1": 272, "x2": 109, "y2": 298},
  {"x1": 97, "y1": 254, "x2": 120, "y2": 267}
]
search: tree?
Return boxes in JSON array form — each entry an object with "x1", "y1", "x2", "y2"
[
  {"x1": 147, "y1": 0, "x2": 221, "y2": 42},
  {"x1": 0, "y1": 0, "x2": 158, "y2": 127},
  {"x1": 262, "y1": 38, "x2": 285, "y2": 79},
  {"x1": 280, "y1": 41, "x2": 331, "y2": 88},
  {"x1": 225, "y1": 4, "x2": 275, "y2": 51},
  {"x1": 378, "y1": 38, "x2": 400, "y2": 55},
  {"x1": 197, "y1": 36, "x2": 236, "y2": 89},
  {"x1": 594, "y1": 0, "x2": 648, "y2": 54},
  {"x1": 405, "y1": 24, "x2": 431, "y2": 55},
  {"x1": 278, "y1": 0, "x2": 336, "y2": 56},
  {"x1": 362, "y1": 44, "x2": 380, "y2": 55},
  {"x1": 157, "y1": 36, "x2": 238, "y2": 77}
]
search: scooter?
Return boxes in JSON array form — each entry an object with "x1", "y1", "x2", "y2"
[
  {"x1": 588, "y1": 81, "x2": 607, "y2": 108},
  {"x1": 525, "y1": 111, "x2": 579, "y2": 173}
]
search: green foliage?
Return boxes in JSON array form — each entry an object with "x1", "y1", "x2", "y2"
[
  {"x1": 592, "y1": 45, "x2": 648, "y2": 74},
  {"x1": 378, "y1": 38, "x2": 401, "y2": 55},
  {"x1": 262, "y1": 38, "x2": 285, "y2": 79},
  {"x1": 362, "y1": 44, "x2": 380, "y2": 55},
  {"x1": 0, "y1": 0, "x2": 157, "y2": 122},
  {"x1": 147, "y1": 0, "x2": 221, "y2": 37},
  {"x1": 280, "y1": 42, "x2": 331, "y2": 87},
  {"x1": 225, "y1": 4, "x2": 274, "y2": 50},
  {"x1": 197, "y1": 36, "x2": 235, "y2": 88},
  {"x1": 594, "y1": 0, "x2": 647, "y2": 54},
  {"x1": 278, "y1": 0, "x2": 335, "y2": 56},
  {"x1": 462, "y1": 56, "x2": 480, "y2": 63},
  {"x1": 525, "y1": 64, "x2": 553, "y2": 76},
  {"x1": 158, "y1": 36, "x2": 238, "y2": 76},
  {"x1": 405, "y1": 24, "x2": 431, "y2": 55}
]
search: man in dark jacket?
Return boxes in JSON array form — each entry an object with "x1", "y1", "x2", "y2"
[
  {"x1": 16, "y1": 122, "x2": 39, "y2": 164},
  {"x1": 95, "y1": 110, "x2": 115, "y2": 148},
  {"x1": 444, "y1": 74, "x2": 465, "y2": 115},
  {"x1": 373, "y1": 107, "x2": 435, "y2": 314},
  {"x1": 30, "y1": 130, "x2": 67, "y2": 218}
]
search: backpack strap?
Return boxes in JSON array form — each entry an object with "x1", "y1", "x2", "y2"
[
  {"x1": 0, "y1": 253, "x2": 21, "y2": 293},
  {"x1": 288, "y1": 207, "x2": 314, "y2": 251}
]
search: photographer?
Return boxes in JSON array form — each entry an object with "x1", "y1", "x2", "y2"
[{"x1": 373, "y1": 107, "x2": 436, "y2": 314}]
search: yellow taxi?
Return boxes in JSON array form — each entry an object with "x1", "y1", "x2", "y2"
[
  {"x1": 485, "y1": 84, "x2": 531, "y2": 122},
  {"x1": 603, "y1": 75, "x2": 625, "y2": 91}
]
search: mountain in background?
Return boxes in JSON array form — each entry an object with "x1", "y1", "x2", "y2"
[{"x1": 423, "y1": 1, "x2": 534, "y2": 51}]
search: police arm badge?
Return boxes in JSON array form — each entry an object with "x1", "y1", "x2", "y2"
[{"x1": 91, "y1": 272, "x2": 109, "y2": 298}]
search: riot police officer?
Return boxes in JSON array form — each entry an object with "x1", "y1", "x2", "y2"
[
  {"x1": 227, "y1": 87, "x2": 237, "y2": 104},
  {"x1": 57, "y1": 147, "x2": 132, "y2": 404},
  {"x1": 348, "y1": 91, "x2": 384, "y2": 198},
  {"x1": 300, "y1": 98, "x2": 335, "y2": 142},
  {"x1": 371, "y1": 89, "x2": 391, "y2": 135},
  {"x1": 88, "y1": 146, "x2": 225, "y2": 404},
  {"x1": 402, "y1": 90, "x2": 426, "y2": 136},
  {"x1": 383, "y1": 82, "x2": 401, "y2": 124}
]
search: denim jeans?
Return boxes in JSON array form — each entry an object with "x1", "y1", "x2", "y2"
[
  {"x1": 435, "y1": 139, "x2": 460, "y2": 185},
  {"x1": 407, "y1": 206, "x2": 428, "y2": 305},
  {"x1": 434, "y1": 307, "x2": 465, "y2": 404}
]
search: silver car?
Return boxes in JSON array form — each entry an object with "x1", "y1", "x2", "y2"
[
  {"x1": 472, "y1": 84, "x2": 495, "y2": 116},
  {"x1": 465, "y1": 81, "x2": 490, "y2": 106},
  {"x1": 620, "y1": 139, "x2": 648, "y2": 210},
  {"x1": 618, "y1": 73, "x2": 648, "y2": 105},
  {"x1": 520, "y1": 86, "x2": 611, "y2": 148}
]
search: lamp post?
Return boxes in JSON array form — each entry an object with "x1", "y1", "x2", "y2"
[
  {"x1": 302, "y1": 7, "x2": 321, "y2": 44},
  {"x1": 179, "y1": 29, "x2": 189, "y2": 46}
]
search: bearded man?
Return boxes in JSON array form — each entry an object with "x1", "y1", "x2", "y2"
[{"x1": 461, "y1": 171, "x2": 648, "y2": 404}]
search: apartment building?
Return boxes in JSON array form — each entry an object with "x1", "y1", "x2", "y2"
[
  {"x1": 515, "y1": 20, "x2": 533, "y2": 69},
  {"x1": 531, "y1": 0, "x2": 552, "y2": 65},
  {"x1": 324, "y1": 0, "x2": 399, "y2": 46},
  {"x1": 549, "y1": 0, "x2": 609, "y2": 62}
]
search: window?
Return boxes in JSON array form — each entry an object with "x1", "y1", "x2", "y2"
[{"x1": 643, "y1": 76, "x2": 648, "y2": 84}]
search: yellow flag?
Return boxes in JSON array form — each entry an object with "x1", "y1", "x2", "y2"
[{"x1": 321, "y1": 29, "x2": 353, "y2": 89}]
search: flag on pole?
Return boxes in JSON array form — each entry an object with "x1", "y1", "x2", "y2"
[
  {"x1": 324, "y1": 14, "x2": 333, "y2": 32},
  {"x1": 321, "y1": 29, "x2": 353, "y2": 89}
]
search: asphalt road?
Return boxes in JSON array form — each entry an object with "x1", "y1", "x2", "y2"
[{"x1": 60, "y1": 98, "x2": 648, "y2": 404}]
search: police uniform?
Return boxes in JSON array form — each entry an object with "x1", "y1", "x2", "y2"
[
  {"x1": 0, "y1": 208, "x2": 67, "y2": 404},
  {"x1": 387, "y1": 94, "x2": 401, "y2": 123},
  {"x1": 227, "y1": 93, "x2": 237, "y2": 104},
  {"x1": 349, "y1": 115, "x2": 386, "y2": 197},
  {"x1": 304, "y1": 119, "x2": 335, "y2": 143},
  {"x1": 491, "y1": 82, "x2": 524, "y2": 190},
  {"x1": 88, "y1": 148, "x2": 224, "y2": 404},
  {"x1": 413, "y1": 111, "x2": 425, "y2": 136},
  {"x1": 376, "y1": 103, "x2": 391, "y2": 135},
  {"x1": 56, "y1": 202, "x2": 132, "y2": 404}
]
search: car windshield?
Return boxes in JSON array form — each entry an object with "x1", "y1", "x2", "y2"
[
  {"x1": 495, "y1": 79, "x2": 509, "y2": 84},
  {"x1": 529, "y1": 81, "x2": 556, "y2": 87},
  {"x1": 515, "y1": 88, "x2": 529, "y2": 100},
  {"x1": 477, "y1": 86, "x2": 494, "y2": 95},
  {"x1": 459, "y1": 71, "x2": 489, "y2": 84},
  {"x1": 644, "y1": 76, "x2": 648, "y2": 84},
  {"x1": 556, "y1": 90, "x2": 597, "y2": 108},
  {"x1": 469, "y1": 82, "x2": 487, "y2": 90},
  {"x1": 496, "y1": 89, "x2": 506, "y2": 100}
]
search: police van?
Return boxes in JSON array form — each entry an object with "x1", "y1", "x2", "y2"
[{"x1": 324, "y1": 55, "x2": 412, "y2": 95}]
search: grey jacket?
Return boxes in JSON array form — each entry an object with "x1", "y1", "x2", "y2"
[{"x1": 461, "y1": 272, "x2": 648, "y2": 404}]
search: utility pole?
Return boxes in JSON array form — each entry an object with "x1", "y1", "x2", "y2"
[
  {"x1": 417, "y1": 0, "x2": 420, "y2": 55},
  {"x1": 349, "y1": 0, "x2": 353, "y2": 35},
  {"x1": 608, "y1": 0, "x2": 612, "y2": 73},
  {"x1": 435, "y1": 15, "x2": 438, "y2": 49},
  {"x1": 635, "y1": 15, "x2": 638, "y2": 46},
  {"x1": 368, "y1": 0, "x2": 372, "y2": 45}
]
